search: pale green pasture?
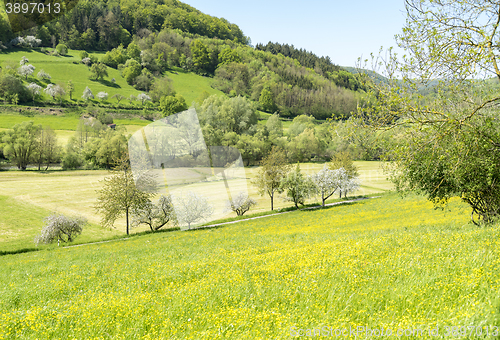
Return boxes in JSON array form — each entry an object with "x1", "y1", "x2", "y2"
[{"x1": 0, "y1": 162, "x2": 392, "y2": 250}]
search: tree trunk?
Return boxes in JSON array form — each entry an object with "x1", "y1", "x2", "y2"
[
  {"x1": 126, "y1": 207, "x2": 129, "y2": 235},
  {"x1": 271, "y1": 193, "x2": 274, "y2": 210}
]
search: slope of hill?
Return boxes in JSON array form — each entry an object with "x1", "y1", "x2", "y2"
[
  {"x1": 0, "y1": 49, "x2": 224, "y2": 105},
  {"x1": 3, "y1": 193, "x2": 495, "y2": 339}
]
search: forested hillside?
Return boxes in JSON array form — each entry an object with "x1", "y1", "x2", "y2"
[{"x1": 0, "y1": 0, "x2": 367, "y2": 120}]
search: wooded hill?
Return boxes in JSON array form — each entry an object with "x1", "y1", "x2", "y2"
[{"x1": 0, "y1": 0, "x2": 368, "y2": 120}]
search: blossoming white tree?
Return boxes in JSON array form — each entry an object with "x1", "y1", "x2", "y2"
[
  {"x1": 225, "y1": 191, "x2": 257, "y2": 216},
  {"x1": 173, "y1": 191, "x2": 213, "y2": 229},
  {"x1": 18, "y1": 64, "x2": 35, "y2": 79},
  {"x1": 311, "y1": 165, "x2": 349, "y2": 206},
  {"x1": 82, "y1": 86, "x2": 94, "y2": 100},
  {"x1": 26, "y1": 83, "x2": 42, "y2": 102},
  {"x1": 35, "y1": 213, "x2": 87, "y2": 246},
  {"x1": 137, "y1": 93, "x2": 151, "y2": 105},
  {"x1": 37, "y1": 70, "x2": 51, "y2": 81},
  {"x1": 97, "y1": 92, "x2": 109, "y2": 101}
]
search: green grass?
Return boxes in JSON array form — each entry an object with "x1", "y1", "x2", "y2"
[
  {"x1": 0, "y1": 113, "x2": 80, "y2": 130},
  {"x1": 0, "y1": 162, "x2": 392, "y2": 251},
  {"x1": 0, "y1": 50, "x2": 224, "y2": 106},
  {"x1": 2, "y1": 193, "x2": 499, "y2": 338},
  {"x1": 0, "y1": 49, "x2": 142, "y2": 102},
  {"x1": 164, "y1": 67, "x2": 225, "y2": 104}
]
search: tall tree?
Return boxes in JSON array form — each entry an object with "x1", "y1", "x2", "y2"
[
  {"x1": 95, "y1": 157, "x2": 154, "y2": 235},
  {"x1": 190, "y1": 39, "x2": 210, "y2": 73},
  {"x1": 280, "y1": 163, "x2": 316, "y2": 208},
  {"x1": 33, "y1": 126, "x2": 60, "y2": 171},
  {"x1": 252, "y1": 146, "x2": 291, "y2": 210},
  {"x1": 2, "y1": 121, "x2": 41, "y2": 170},
  {"x1": 356, "y1": 0, "x2": 500, "y2": 223}
]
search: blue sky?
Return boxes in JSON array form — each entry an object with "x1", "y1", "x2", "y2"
[{"x1": 182, "y1": 0, "x2": 407, "y2": 67}]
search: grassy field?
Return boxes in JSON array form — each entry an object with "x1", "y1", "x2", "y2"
[
  {"x1": 0, "y1": 49, "x2": 224, "y2": 106},
  {"x1": 2, "y1": 193, "x2": 498, "y2": 339},
  {"x1": 0, "y1": 162, "x2": 392, "y2": 252}
]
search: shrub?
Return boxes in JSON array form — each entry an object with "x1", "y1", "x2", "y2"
[{"x1": 55, "y1": 43, "x2": 68, "y2": 56}]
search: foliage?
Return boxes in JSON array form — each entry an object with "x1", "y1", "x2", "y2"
[
  {"x1": 280, "y1": 163, "x2": 316, "y2": 208},
  {"x1": 190, "y1": 39, "x2": 210, "y2": 73},
  {"x1": 225, "y1": 191, "x2": 257, "y2": 216},
  {"x1": 2, "y1": 121, "x2": 41, "y2": 170},
  {"x1": 159, "y1": 94, "x2": 187, "y2": 117},
  {"x1": 356, "y1": 0, "x2": 500, "y2": 223},
  {"x1": 259, "y1": 86, "x2": 277, "y2": 113},
  {"x1": 252, "y1": 146, "x2": 291, "y2": 210},
  {"x1": 95, "y1": 159, "x2": 154, "y2": 234},
  {"x1": 90, "y1": 63, "x2": 109, "y2": 80},
  {"x1": 55, "y1": 44, "x2": 68, "y2": 56},
  {"x1": 34, "y1": 213, "x2": 87, "y2": 245},
  {"x1": 32, "y1": 126, "x2": 60, "y2": 171},
  {"x1": 132, "y1": 195, "x2": 176, "y2": 232},
  {"x1": 173, "y1": 191, "x2": 214, "y2": 229}
]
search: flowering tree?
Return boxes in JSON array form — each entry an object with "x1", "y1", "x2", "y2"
[
  {"x1": 97, "y1": 92, "x2": 109, "y2": 101},
  {"x1": 20, "y1": 56, "x2": 29, "y2": 65},
  {"x1": 35, "y1": 213, "x2": 88, "y2": 246},
  {"x1": 18, "y1": 64, "x2": 35, "y2": 79},
  {"x1": 81, "y1": 57, "x2": 91, "y2": 68},
  {"x1": 132, "y1": 195, "x2": 177, "y2": 232},
  {"x1": 225, "y1": 191, "x2": 257, "y2": 216},
  {"x1": 137, "y1": 93, "x2": 151, "y2": 105},
  {"x1": 173, "y1": 191, "x2": 213, "y2": 229},
  {"x1": 26, "y1": 83, "x2": 42, "y2": 102},
  {"x1": 311, "y1": 165, "x2": 349, "y2": 206},
  {"x1": 44, "y1": 84, "x2": 65, "y2": 102},
  {"x1": 82, "y1": 86, "x2": 94, "y2": 101},
  {"x1": 37, "y1": 70, "x2": 51, "y2": 81},
  {"x1": 24, "y1": 36, "x2": 41, "y2": 48}
]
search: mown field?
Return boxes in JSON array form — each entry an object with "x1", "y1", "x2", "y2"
[
  {"x1": 2, "y1": 193, "x2": 499, "y2": 339},
  {"x1": 0, "y1": 161, "x2": 392, "y2": 253}
]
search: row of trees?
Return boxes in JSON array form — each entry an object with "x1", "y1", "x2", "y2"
[{"x1": 254, "y1": 147, "x2": 360, "y2": 210}]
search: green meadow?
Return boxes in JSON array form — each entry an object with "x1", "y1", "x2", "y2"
[
  {"x1": 0, "y1": 161, "x2": 392, "y2": 252},
  {"x1": 0, "y1": 49, "x2": 224, "y2": 106},
  {"x1": 2, "y1": 192, "x2": 499, "y2": 339}
]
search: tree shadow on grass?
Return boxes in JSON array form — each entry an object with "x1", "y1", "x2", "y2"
[{"x1": 90, "y1": 78, "x2": 121, "y2": 88}]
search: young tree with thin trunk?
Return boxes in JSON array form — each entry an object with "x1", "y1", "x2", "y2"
[
  {"x1": 252, "y1": 146, "x2": 291, "y2": 210},
  {"x1": 280, "y1": 163, "x2": 316, "y2": 208},
  {"x1": 173, "y1": 191, "x2": 213, "y2": 229},
  {"x1": 225, "y1": 191, "x2": 257, "y2": 216}
]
